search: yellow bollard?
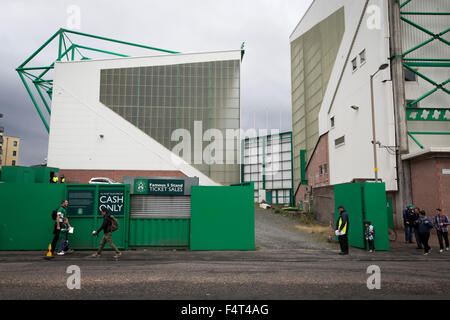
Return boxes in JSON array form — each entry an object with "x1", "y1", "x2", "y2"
[{"x1": 46, "y1": 244, "x2": 52, "y2": 257}]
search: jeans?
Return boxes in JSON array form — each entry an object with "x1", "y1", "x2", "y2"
[
  {"x1": 366, "y1": 239, "x2": 375, "y2": 251},
  {"x1": 51, "y1": 227, "x2": 61, "y2": 254},
  {"x1": 97, "y1": 232, "x2": 120, "y2": 255},
  {"x1": 404, "y1": 224, "x2": 414, "y2": 243},
  {"x1": 436, "y1": 230, "x2": 449, "y2": 250},
  {"x1": 414, "y1": 227, "x2": 422, "y2": 248}
]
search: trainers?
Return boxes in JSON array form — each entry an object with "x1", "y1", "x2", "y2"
[
  {"x1": 91, "y1": 253, "x2": 101, "y2": 257},
  {"x1": 440, "y1": 249, "x2": 444, "y2": 253},
  {"x1": 57, "y1": 252, "x2": 64, "y2": 256},
  {"x1": 424, "y1": 252, "x2": 429, "y2": 256},
  {"x1": 446, "y1": 247, "x2": 449, "y2": 251},
  {"x1": 113, "y1": 252, "x2": 122, "y2": 259}
]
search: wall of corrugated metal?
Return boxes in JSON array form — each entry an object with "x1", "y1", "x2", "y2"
[
  {"x1": 128, "y1": 218, "x2": 190, "y2": 247},
  {"x1": 401, "y1": 0, "x2": 449, "y2": 60}
]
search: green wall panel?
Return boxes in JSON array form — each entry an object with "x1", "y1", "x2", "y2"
[
  {"x1": 334, "y1": 183, "x2": 365, "y2": 249},
  {"x1": 129, "y1": 218, "x2": 190, "y2": 247},
  {"x1": 0, "y1": 183, "x2": 65, "y2": 250},
  {"x1": 190, "y1": 184, "x2": 255, "y2": 250},
  {"x1": 363, "y1": 182, "x2": 389, "y2": 251}
]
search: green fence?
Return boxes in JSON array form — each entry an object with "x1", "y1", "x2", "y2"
[
  {"x1": 66, "y1": 184, "x2": 130, "y2": 250},
  {"x1": 334, "y1": 182, "x2": 389, "y2": 251},
  {"x1": 0, "y1": 183, "x2": 65, "y2": 250},
  {"x1": 129, "y1": 218, "x2": 190, "y2": 247},
  {"x1": 190, "y1": 182, "x2": 255, "y2": 250}
]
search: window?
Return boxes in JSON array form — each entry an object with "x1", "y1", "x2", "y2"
[
  {"x1": 319, "y1": 165, "x2": 323, "y2": 175},
  {"x1": 13, "y1": 141, "x2": 17, "y2": 147},
  {"x1": 12, "y1": 151, "x2": 16, "y2": 156},
  {"x1": 351, "y1": 58, "x2": 357, "y2": 71},
  {"x1": 359, "y1": 49, "x2": 366, "y2": 64},
  {"x1": 324, "y1": 163, "x2": 328, "y2": 174},
  {"x1": 330, "y1": 116, "x2": 335, "y2": 128},
  {"x1": 335, "y1": 135, "x2": 345, "y2": 147},
  {"x1": 12, "y1": 160, "x2": 16, "y2": 166},
  {"x1": 406, "y1": 100, "x2": 419, "y2": 108},
  {"x1": 404, "y1": 68, "x2": 417, "y2": 81}
]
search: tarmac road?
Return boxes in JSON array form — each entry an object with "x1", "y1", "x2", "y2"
[{"x1": 0, "y1": 209, "x2": 449, "y2": 300}]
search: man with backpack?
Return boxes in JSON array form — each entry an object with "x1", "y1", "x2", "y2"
[
  {"x1": 91, "y1": 207, "x2": 121, "y2": 259},
  {"x1": 50, "y1": 199, "x2": 71, "y2": 256}
]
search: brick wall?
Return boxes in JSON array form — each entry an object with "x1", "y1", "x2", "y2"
[
  {"x1": 410, "y1": 154, "x2": 450, "y2": 218},
  {"x1": 59, "y1": 169, "x2": 187, "y2": 184}
]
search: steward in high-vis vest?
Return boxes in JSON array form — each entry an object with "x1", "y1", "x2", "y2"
[
  {"x1": 336, "y1": 206, "x2": 349, "y2": 255},
  {"x1": 60, "y1": 175, "x2": 66, "y2": 183}
]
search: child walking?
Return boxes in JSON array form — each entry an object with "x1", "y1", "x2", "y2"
[{"x1": 364, "y1": 221, "x2": 375, "y2": 253}]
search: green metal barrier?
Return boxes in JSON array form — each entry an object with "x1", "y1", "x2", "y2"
[
  {"x1": 334, "y1": 182, "x2": 390, "y2": 251},
  {"x1": 190, "y1": 182, "x2": 255, "y2": 250},
  {"x1": 129, "y1": 218, "x2": 190, "y2": 248},
  {"x1": 65, "y1": 184, "x2": 130, "y2": 250},
  {"x1": 0, "y1": 183, "x2": 65, "y2": 250}
]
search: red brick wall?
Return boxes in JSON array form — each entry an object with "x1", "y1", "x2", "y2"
[
  {"x1": 295, "y1": 133, "x2": 330, "y2": 213},
  {"x1": 410, "y1": 155, "x2": 450, "y2": 217},
  {"x1": 59, "y1": 169, "x2": 186, "y2": 184}
]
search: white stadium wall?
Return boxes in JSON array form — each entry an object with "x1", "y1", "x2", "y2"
[{"x1": 48, "y1": 51, "x2": 242, "y2": 186}]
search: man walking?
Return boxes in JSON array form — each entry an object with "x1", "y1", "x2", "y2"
[
  {"x1": 336, "y1": 205, "x2": 349, "y2": 255},
  {"x1": 433, "y1": 208, "x2": 449, "y2": 253},
  {"x1": 91, "y1": 207, "x2": 121, "y2": 259},
  {"x1": 50, "y1": 199, "x2": 69, "y2": 255}
]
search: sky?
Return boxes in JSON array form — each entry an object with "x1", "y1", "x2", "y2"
[{"x1": 0, "y1": 0, "x2": 312, "y2": 166}]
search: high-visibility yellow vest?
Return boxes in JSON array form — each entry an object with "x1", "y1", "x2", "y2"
[
  {"x1": 61, "y1": 178, "x2": 65, "y2": 183},
  {"x1": 52, "y1": 177, "x2": 58, "y2": 183},
  {"x1": 338, "y1": 216, "x2": 348, "y2": 234}
]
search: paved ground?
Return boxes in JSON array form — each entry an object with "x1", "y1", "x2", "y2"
[{"x1": 0, "y1": 209, "x2": 449, "y2": 300}]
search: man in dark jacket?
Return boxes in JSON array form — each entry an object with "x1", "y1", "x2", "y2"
[
  {"x1": 336, "y1": 206, "x2": 349, "y2": 255},
  {"x1": 403, "y1": 205, "x2": 415, "y2": 244},
  {"x1": 91, "y1": 207, "x2": 121, "y2": 259}
]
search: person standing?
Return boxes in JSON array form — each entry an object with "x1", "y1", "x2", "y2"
[
  {"x1": 364, "y1": 221, "x2": 375, "y2": 253},
  {"x1": 433, "y1": 208, "x2": 449, "y2": 253},
  {"x1": 417, "y1": 210, "x2": 434, "y2": 255},
  {"x1": 91, "y1": 207, "x2": 121, "y2": 259},
  {"x1": 336, "y1": 206, "x2": 349, "y2": 255},
  {"x1": 50, "y1": 199, "x2": 69, "y2": 255},
  {"x1": 412, "y1": 207, "x2": 423, "y2": 249},
  {"x1": 403, "y1": 205, "x2": 415, "y2": 244}
]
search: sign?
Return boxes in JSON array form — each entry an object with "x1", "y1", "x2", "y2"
[
  {"x1": 67, "y1": 189, "x2": 95, "y2": 216},
  {"x1": 98, "y1": 189, "x2": 125, "y2": 215},
  {"x1": 134, "y1": 178, "x2": 185, "y2": 195},
  {"x1": 443, "y1": 169, "x2": 450, "y2": 175}
]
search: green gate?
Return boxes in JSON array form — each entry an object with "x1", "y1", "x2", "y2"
[
  {"x1": 65, "y1": 184, "x2": 130, "y2": 250},
  {"x1": 190, "y1": 183, "x2": 255, "y2": 250},
  {"x1": 334, "y1": 182, "x2": 389, "y2": 251}
]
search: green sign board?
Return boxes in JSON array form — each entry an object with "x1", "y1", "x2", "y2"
[
  {"x1": 98, "y1": 189, "x2": 125, "y2": 216},
  {"x1": 67, "y1": 189, "x2": 95, "y2": 216},
  {"x1": 134, "y1": 179, "x2": 185, "y2": 195}
]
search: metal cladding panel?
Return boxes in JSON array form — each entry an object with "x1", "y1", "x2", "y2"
[
  {"x1": 0, "y1": 183, "x2": 65, "y2": 250},
  {"x1": 190, "y1": 183, "x2": 255, "y2": 250},
  {"x1": 130, "y1": 195, "x2": 191, "y2": 218},
  {"x1": 129, "y1": 218, "x2": 190, "y2": 247},
  {"x1": 291, "y1": 7, "x2": 345, "y2": 189},
  {"x1": 363, "y1": 182, "x2": 389, "y2": 251},
  {"x1": 401, "y1": 0, "x2": 450, "y2": 60},
  {"x1": 334, "y1": 183, "x2": 365, "y2": 249}
]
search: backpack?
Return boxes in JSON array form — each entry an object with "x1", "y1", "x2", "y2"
[
  {"x1": 110, "y1": 215, "x2": 119, "y2": 232},
  {"x1": 51, "y1": 208, "x2": 59, "y2": 220}
]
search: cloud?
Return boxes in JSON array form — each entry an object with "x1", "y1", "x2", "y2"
[{"x1": 0, "y1": 0, "x2": 312, "y2": 166}]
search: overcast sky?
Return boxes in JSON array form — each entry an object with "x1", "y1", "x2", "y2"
[{"x1": 0, "y1": 0, "x2": 312, "y2": 166}]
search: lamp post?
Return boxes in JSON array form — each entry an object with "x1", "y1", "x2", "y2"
[{"x1": 370, "y1": 63, "x2": 389, "y2": 182}]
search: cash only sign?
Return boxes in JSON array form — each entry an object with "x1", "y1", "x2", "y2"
[
  {"x1": 98, "y1": 189, "x2": 125, "y2": 216},
  {"x1": 134, "y1": 178, "x2": 185, "y2": 195}
]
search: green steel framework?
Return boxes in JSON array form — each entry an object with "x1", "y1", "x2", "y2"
[
  {"x1": 392, "y1": 1, "x2": 450, "y2": 149},
  {"x1": 16, "y1": 28, "x2": 179, "y2": 133}
]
